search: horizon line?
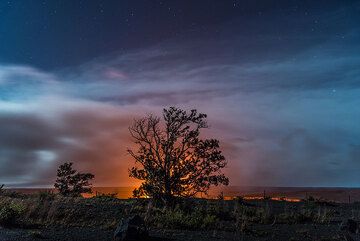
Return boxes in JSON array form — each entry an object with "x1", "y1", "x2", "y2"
[{"x1": 5, "y1": 185, "x2": 360, "y2": 189}]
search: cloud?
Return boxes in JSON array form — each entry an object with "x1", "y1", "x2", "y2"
[
  {"x1": 0, "y1": 96, "x2": 144, "y2": 187},
  {"x1": 0, "y1": 3, "x2": 359, "y2": 187},
  {"x1": 56, "y1": 24, "x2": 360, "y2": 106}
]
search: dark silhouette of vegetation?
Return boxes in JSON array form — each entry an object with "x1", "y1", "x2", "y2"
[
  {"x1": 54, "y1": 162, "x2": 94, "y2": 197},
  {"x1": 0, "y1": 202, "x2": 25, "y2": 227},
  {"x1": 128, "y1": 107, "x2": 229, "y2": 204}
]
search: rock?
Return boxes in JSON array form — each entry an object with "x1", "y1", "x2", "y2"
[
  {"x1": 344, "y1": 233, "x2": 355, "y2": 241},
  {"x1": 340, "y1": 219, "x2": 359, "y2": 234},
  {"x1": 114, "y1": 215, "x2": 149, "y2": 241}
]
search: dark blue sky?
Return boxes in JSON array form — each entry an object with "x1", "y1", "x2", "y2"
[
  {"x1": 1, "y1": 0, "x2": 357, "y2": 69},
  {"x1": 0, "y1": 0, "x2": 359, "y2": 187}
]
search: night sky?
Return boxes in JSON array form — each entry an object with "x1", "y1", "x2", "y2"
[{"x1": 0, "y1": 0, "x2": 359, "y2": 187}]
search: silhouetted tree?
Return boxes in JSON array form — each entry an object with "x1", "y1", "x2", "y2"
[
  {"x1": 54, "y1": 162, "x2": 94, "y2": 197},
  {"x1": 128, "y1": 107, "x2": 229, "y2": 204}
]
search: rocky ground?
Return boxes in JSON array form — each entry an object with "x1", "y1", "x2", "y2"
[
  {"x1": 1, "y1": 224, "x2": 359, "y2": 241},
  {"x1": 0, "y1": 192, "x2": 359, "y2": 241}
]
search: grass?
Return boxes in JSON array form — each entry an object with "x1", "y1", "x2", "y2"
[
  {"x1": 0, "y1": 191, "x2": 343, "y2": 232},
  {"x1": 0, "y1": 198, "x2": 26, "y2": 227},
  {"x1": 146, "y1": 205, "x2": 217, "y2": 230}
]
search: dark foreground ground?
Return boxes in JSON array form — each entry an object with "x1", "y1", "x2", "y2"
[
  {"x1": 0, "y1": 191, "x2": 359, "y2": 241},
  {"x1": 1, "y1": 223, "x2": 359, "y2": 241}
]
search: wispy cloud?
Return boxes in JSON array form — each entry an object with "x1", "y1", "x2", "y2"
[{"x1": 0, "y1": 3, "x2": 359, "y2": 187}]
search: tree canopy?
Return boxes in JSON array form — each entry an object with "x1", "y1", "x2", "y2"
[
  {"x1": 54, "y1": 162, "x2": 94, "y2": 197},
  {"x1": 128, "y1": 107, "x2": 229, "y2": 204}
]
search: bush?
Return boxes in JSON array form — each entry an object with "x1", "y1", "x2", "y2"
[
  {"x1": 233, "y1": 204, "x2": 273, "y2": 225},
  {"x1": 149, "y1": 206, "x2": 217, "y2": 230},
  {"x1": 276, "y1": 205, "x2": 335, "y2": 224},
  {"x1": 0, "y1": 189, "x2": 27, "y2": 199},
  {"x1": 36, "y1": 190, "x2": 56, "y2": 202},
  {"x1": 0, "y1": 202, "x2": 26, "y2": 227}
]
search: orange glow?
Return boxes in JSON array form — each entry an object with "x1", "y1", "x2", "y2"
[
  {"x1": 82, "y1": 193, "x2": 301, "y2": 202},
  {"x1": 270, "y1": 197, "x2": 301, "y2": 202},
  {"x1": 241, "y1": 196, "x2": 301, "y2": 202},
  {"x1": 81, "y1": 187, "x2": 302, "y2": 202}
]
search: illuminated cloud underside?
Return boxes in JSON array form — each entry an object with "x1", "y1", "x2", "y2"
[{"x1": 0, "y1": 1, "x2": 359, "y2": 187}]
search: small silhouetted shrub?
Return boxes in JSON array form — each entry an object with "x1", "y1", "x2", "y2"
[
  {"x1": 0, "y1": 202, "x2": 26, "y2": 227},
  {"x1": 54, "y1": 162, "x2": 94, "y2": 197}
]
